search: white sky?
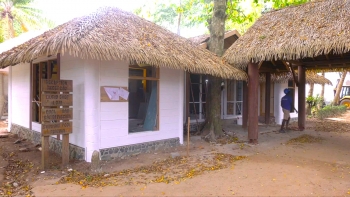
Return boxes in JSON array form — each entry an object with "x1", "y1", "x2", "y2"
[
  {"x1": 34, "y1": 0, "x2": 207, "y2": 37},
  {"x1": 35, "y1": 0, "x2": 140, "y2": 24}
]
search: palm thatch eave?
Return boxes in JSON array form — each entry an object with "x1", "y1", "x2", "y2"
[
  {"x1": 260, "y1": 71, "x2": 332, "y2": 85},
  {"x1": 0, "y1": 7, "x2": 247, "y2": 80},
  {"x1": 223, "y1": 0, "x2": 350, "y2": 69}
]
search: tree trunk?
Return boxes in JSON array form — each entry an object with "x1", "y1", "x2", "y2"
[
  {"x1": 320, "y1": 72, "x2": 325, "y2": 98},
  {"x1": 306, "y1": 83, "x2": 314, "y2": 115},
  {"x1": 177, "y1": 0, "x2": 182, "y2": 35},
  {"x1": 308, "y1": 83, "x2": 314, "y2": 97},
  {"x1": 205, "y1": 0, "x2": 227, "y2": 140},
  {"x1": 4, "y1": 14, "x2": 15, "y2": 40},
  {"x1": 332, "y1": 71, "x2": 347, "y2": 105}
]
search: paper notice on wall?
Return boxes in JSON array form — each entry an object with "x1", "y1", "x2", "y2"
[
  {"x1": 104, "y1": 87, "x2": 120, "y2": 101},
  {"x1": 119, "y1": 88, "x2": 129, "y2": 100}
]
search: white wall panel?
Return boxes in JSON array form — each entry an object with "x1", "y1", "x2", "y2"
[
  {"x1": 100, "y1": 67, "x2": 184, "y2": 148},
  {"x1": 11, "y1": 63, "x2": 30, "y2": 128}
]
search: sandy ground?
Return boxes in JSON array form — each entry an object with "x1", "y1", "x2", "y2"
[{"x1": 2, "y1": 112, "x2": 350, "y2": 196}]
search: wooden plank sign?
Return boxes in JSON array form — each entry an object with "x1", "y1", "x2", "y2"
[
  {"x1": 41, "y1": 94, "x2": 73, "y2": 107},
  {"x1": 41, "y1": 79, "x2": 73, "y2": 92},
  {"x1": 41, "y1": 122, "x2": 72, "y2": 136},
  {"x1": 41, "y1": 108, "x2": 73, "y2": 122}
]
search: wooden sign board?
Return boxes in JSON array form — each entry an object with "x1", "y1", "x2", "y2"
[
  {"x1": 41, "y1": 94, "x2": 73, "y2": 107},
  {"x1": 100, "y1": 86, "x2": 129, "y2": 102},
  {"x1": 41, "y1": 79, "x2": 73, "y2": 92},
  {"x1": 41, "y1": 108, "x2": 73, "y2": 122},
  {"x1": 41, "y1": 122, "x2": 72, "y2": 136}
]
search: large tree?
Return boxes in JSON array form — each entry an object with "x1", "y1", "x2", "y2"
[
  {"x1": 0, "y1": 0, "x2": 50, "y2": 41},
  {"x1": 205, "y1": 0, "x2": 226, "y2": 140}
]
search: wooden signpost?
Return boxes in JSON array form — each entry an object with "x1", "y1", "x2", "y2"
[{"x1": 41, "y1": 79, "x2": 73, "y2": 169}]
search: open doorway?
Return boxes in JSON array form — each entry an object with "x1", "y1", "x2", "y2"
[{"x1": 31, "y1": 59, "x2": 59, "y2": 123}]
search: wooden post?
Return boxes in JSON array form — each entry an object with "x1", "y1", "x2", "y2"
[
  {"x1": 62, "y1": 134, "x2": 69, "y2": 166},
  {"x1": 41, "y1": 136, "x2": 49, "y2": 169},
  {"x1": 187, "y1": 117, "x2": 190, "y2": 157},
  {"x1": 186, "y1": 73, "x2": 190, "y2": 122},
  {"x1": 248, "y1": 63, "x2": 259, "y2": 144},
  {"x1": 242, "y1": 81, "x2": 248, "y2": 129},
  {"x1": 298, "y1": 65, "x2": 306, "y2": 130},
  {"x1": 265, "y1": 73, "x2": 271, "y2": 124}
]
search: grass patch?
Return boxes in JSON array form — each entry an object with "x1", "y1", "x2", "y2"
[
  {"x1": 287, "y1": 134, "x2": 323, "y2": 145},
  {"x1": 316, "y1": 105, "x2": 347, "y2": 120}
]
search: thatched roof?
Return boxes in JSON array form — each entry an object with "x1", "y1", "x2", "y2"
[
  {"x1": 189, "y1": 30, "x2": 240, "y2": 49},
  {"x1": 0, "y1": 7, "x2": 247, "y2": 80},
  {"x1": 223, "y1": 0, "x2": 350, "y2": 68},
  {"x1": 260, "y1": 71, "x2": 332, "y2": 85},
  {"x1": 188, "y1": 34, "x2": 210, "y2": 45},
  {"x1": 0, "y1": 30, "x2": 46, "y2": 54}
]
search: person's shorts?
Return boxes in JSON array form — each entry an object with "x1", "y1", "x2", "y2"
[{"x1": 282, "y1": 108, "x2": 290, "y2": 120}]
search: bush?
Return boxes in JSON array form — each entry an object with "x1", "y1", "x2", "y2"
[
  {"x1": 306, "y1": 95, "x2": 325, "y2": 116},
  {"x1": 316, "y1": 105, "x2": 347, "y2": 120}
]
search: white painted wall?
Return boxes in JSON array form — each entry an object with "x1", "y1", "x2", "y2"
[
  {"x1": 274, "y1": 82, "x2": 298, "y2": 125},
  {"x1": 99, "y1": 66, "x2": 184, "y2": 149},
  {"x1": 61, "y1": 55, "x2": 86, "y2": 149},
  {"x1": 11, "y1": 63, "x2": 30, "y2": 128},
  {"x1": 10, "y1": 54, "x2": 184, "y2": 161},
  {"x1": 99, "y1": 60, "x2": 128, "y2": 149},
  {"x1": 83, "y1": 59, "x2": 101, "y2": 161}
]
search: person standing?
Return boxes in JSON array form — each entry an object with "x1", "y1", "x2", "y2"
[{"x1": 280, "y1": 88, "x2": 293, "y2": 133}]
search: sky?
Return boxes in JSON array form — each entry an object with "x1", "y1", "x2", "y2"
[
  {"x1": 35, "y1": 0, "x2": 140, "y2": 24},
  {"x1": 34, "y1": 0, "x2": 207, "y2": 37}
]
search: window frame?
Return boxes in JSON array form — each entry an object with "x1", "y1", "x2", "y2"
[{"x1": 128, "y1": 65, "x2": 160, "y2": 132}]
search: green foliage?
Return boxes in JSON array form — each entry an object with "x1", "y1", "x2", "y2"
[
  {"x1": 265, "y1": 0, "x2": 310, "y2": 9},
  {"x1": 306, "y1": 95, "x2": 323, "y2": 107},
  {"x1": 306, "y1": 95, "x2": 325, "y2": 117},
  {"x1": 0, "y1": 0, "x2": 53, "y2": 40},
  {"x1": 316, "y1": 105, "x2": 347, "y2": 120},
  {"x1": 134, "y1": 0, "x2": 310, "y2": 36},
  {"x1": 134, "y1": 0, "x2": 264, "y2": 35}
]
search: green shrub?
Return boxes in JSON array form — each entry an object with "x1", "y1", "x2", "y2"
[{"x1": 316, "y1": 105, "x2": 347, "y2": 120}]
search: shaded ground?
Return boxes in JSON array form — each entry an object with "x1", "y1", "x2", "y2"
[{"x1": 1, "y1": 111, "x2": 350, "y2": 196}]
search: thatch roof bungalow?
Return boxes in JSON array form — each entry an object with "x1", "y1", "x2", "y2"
[
  {"x1": 223, "y1": 0, "x2": 350, "y2": 70},
  {"x1": 0, "y1": 7, "x2": 246, "y2": 80},
  {"x1": 222, "y1": 0, "x2": 348, "y2": 142},
  {"x1": 1, "y1": 7, "x2": 247, "y2": 164}
]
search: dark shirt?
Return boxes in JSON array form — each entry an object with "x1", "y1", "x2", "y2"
[{"x1": 281, "y1": 94, "x2": 292, "y2": 111}]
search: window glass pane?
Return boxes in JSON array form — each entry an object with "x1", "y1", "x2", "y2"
[
  {"x1": 227, "y1": 103, "x2": 234, "y2": 115},
  {"x1": 49, "y1": 60, "x2": 59, "y2": 79},
  {"x1": 129, "y1": 65, "x2": 158, "y2": 133},
  {"x1": 236, "y1": 81, "x2": 243, "y2": 101},
  {"x1": 190, "y1": 84, "x2": 200, "y2": 102},
  {"x1": 236, "y1": 102, "x2": 242, "y2": 115},
  {"x1": 189, "y1": 103, "x2": 206, "y2": 120},
  {"x1": 190, "y1": 74, "x2": 200, "y2": 83}
]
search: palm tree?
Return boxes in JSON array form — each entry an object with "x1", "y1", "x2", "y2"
[{"x1": 0, "y1": 0, "x2": 51, "y2": 41}]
